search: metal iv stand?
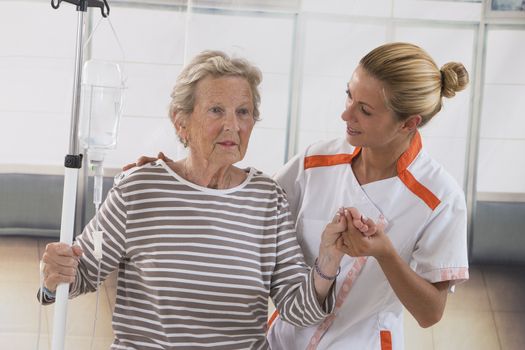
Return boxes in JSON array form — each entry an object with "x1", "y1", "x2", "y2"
[{"x1": 49, "y1": 1, "x2": 109, "y2": 349}]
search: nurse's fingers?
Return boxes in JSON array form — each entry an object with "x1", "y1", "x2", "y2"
[{"x1": 344, "y1": 208, "x2": 368, "y2": 233}]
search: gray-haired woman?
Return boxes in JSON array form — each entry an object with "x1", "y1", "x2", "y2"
[{"x1": 39, "y1": 51, "x2": 345, "y2": 349}]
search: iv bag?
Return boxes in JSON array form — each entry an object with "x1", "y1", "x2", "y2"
[{"x1": 79, "y1": 60, "x2": 124, "y2": 151}]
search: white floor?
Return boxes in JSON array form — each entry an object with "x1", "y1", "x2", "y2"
[{"x1": 1, "y1": 236, "x2": 524, "y2": 350}]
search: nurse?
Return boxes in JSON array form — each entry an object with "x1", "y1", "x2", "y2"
[{"x1": 267, "y1": 42, "x2": 470, "y2": 349}]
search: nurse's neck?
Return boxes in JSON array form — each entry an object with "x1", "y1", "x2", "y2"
[{"x1": 352, "y1": 134, "x2": 413, "y2": 185}]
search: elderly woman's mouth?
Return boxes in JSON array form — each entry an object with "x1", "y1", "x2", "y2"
[{"x1": 217, "y1": 141, "x2": 238, "y2": 147}]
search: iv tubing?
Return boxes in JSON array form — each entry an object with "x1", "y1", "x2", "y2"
[{"x1": 89, "y1": 160, "x2": 104, "y2": 350}]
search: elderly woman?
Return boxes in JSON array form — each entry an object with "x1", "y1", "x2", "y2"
[{"x1": 39, "y1": 51, "x2": 345, "y2": 349}]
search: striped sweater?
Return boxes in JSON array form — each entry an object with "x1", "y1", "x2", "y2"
[{"x1": 71, "y1": 160, "x2": 335, "y2": 349}]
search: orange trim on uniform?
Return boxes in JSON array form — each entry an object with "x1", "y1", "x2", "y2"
[
  {"x1": 398, "y1": 170, "x2": 440, "y2": 210},
  {"x1": 304, "y1": 148, "x2": 361, "y2": 170},
  {"x1": 267, "y1": 310, "x2": 279, "y2": 330},
  {"x1": 380, "y1": 330, "x2": 393, "y2": 350},
  {"x1": 397, "y1": 131, "x2": 441, "y2": 211}
]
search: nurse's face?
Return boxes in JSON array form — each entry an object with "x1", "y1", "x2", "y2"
[{"x1": 341, "y1": 65, "x2": 405, "y2": 150}]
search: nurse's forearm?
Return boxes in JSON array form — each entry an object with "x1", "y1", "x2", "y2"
[{"x1": 376, "y1": 251, "x2": 448, "y2": 328}]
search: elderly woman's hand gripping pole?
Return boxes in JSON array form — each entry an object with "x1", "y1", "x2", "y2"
[{"x1": 41, "y1": 243, "x2": 84, "y2": 293}]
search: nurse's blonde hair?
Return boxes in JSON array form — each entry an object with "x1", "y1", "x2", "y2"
[{"x1": 359, "y1": 42, "x2": 469, "y2": 126}]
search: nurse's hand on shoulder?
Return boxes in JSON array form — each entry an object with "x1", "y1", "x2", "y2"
[
  {"x1": 339, "y1": 208, "x2": 395, "y2": 260},
  {"x1": 122, "y1": 152, "x2": 172, "y2": 171}
]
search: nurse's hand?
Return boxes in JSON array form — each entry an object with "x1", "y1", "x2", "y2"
[
  {"x1": 122, "y1": 151, "x2": 172, "y2": 171},
  {"x1": 339, "y1": 208, "x2": 394, "y2": 260},
  {"x1": 42, "y1": 243, "x2": 83, "y2": 292}
]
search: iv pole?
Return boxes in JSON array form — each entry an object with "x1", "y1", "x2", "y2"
[{"x1": 50, "y1": 1, "x2": 109, "y2": 349}]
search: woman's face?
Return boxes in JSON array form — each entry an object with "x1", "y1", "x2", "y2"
[
  {"x1": 180, "y1": 75, "x2": 255, "y2": 168},
  {"x1": 341, "y1": 65, "x2": 405, "y2": 150}
]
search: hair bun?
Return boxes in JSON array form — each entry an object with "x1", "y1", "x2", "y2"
[{"x1": 440, "y1": 62, "x2": 469, "y2": 98}]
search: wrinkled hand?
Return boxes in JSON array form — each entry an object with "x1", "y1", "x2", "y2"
[
  {"x1": 338, "y1": 207, "x2": 393, "y2": 259},
  {"x1": 318, "y1": 209, "x2": 347, "y2": 266},
  {"x1": 42, "y1": 243, "x2": 83, "y2": 292},
  {"x1": 122, "y1": 152, "x2": 172, "y2": 171}
]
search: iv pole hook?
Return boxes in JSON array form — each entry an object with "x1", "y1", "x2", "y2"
[{"x1": 51, "y1": 0, "x2": 110, "y2": 17}]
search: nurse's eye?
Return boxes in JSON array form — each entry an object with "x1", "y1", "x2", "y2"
[{"x1": 361, "y1": 105, "x2": 372, "y2": 116}]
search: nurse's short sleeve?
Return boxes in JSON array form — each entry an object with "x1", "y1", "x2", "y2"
[
  {"x1": 411, "y1": 189, "x2": 469, "y2": 290},
  {"x1": 274, "y1": 152, "x2": 305, "y2": 223}
]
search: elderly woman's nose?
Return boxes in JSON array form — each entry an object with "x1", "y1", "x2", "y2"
[{"x1": 223, "y1": 111, "x2": 240, "y2": 131}]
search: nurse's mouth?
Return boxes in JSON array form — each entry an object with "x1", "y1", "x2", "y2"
[{"x1": 347, "y1": 126, "x2": 361, "y2": 136}]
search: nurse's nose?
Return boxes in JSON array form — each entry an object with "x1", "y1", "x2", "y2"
[{"x1": 341, "y1": 99, "x2": 354, "y2": 122}]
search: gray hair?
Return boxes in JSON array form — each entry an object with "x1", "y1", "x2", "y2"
[{"x1": 169, "y1": 50, "x2": 262, "y2": 136}]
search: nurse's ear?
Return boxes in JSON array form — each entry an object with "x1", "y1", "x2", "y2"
[{"x1": 400, "y1": 115, "x2": 422, "y2": 133}]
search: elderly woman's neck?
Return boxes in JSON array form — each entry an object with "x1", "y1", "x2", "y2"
[{"x1": 181, "y1": 158, "x2": 236, "y2": 189}]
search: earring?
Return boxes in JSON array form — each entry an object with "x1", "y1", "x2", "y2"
[{"x1": 183, "y1": 138, "x2": 188, "y2": 148}]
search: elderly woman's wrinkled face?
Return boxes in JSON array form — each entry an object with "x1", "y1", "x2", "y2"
[{"x1": 181, "y1": 76, "x2": 255, "y2": 167}]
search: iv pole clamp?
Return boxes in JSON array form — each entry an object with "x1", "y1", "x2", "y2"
[
  {"x1": 51, "y1": 0, "x2": 110, "y2": 17},
  {"x1": 50, "y1": 1, "x2": 111, "y2": 350}
]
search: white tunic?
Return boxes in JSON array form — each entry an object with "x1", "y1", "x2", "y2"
[{"x1": 267, "y1": 132, "x2": 469, "y2": 350}]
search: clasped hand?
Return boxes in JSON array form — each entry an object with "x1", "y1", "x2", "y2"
[{"x1": 322, "y1": 207, "x2": 394, "y2": 261}]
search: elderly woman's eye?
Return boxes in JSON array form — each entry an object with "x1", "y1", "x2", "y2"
[
  {"x1": 237, "y1": 108, "x2": 251, "y2": 118},
  {"x1": 210, "y1": 106, "x2": 223, "y2": 114}
]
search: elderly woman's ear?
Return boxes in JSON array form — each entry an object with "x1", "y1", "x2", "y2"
[{"x1": 173, "y1": 112, "x2": 189, "y2": 148}]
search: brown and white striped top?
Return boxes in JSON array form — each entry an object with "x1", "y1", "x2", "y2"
[{"x1": 71, "y1": 160, "x2": 335, "y2": 350}]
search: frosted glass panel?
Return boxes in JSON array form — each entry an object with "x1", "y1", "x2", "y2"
[
  {"x1": 485, "y1": 29, "x2": 525, "y2": 85},
  {"x1": 477, "y1": 28, "x2": 525, "y2": 194},
  {"x1": 0, "y1": 1, "x2": 77, "y2": 58},
  {"x1": 477, "y1": 139, "x2": 525, "y2": 193},
  {"x1": 238, "y1": 128, "x2": 287, "y2": 176},
  {"x1": 480, "y1": 85, "x2": 525, "y2": 139},
  {"x1": 0, "y1": 57, "x2": 73, "y2": 114},
  {"x1": 301, "y1": 0, "x2": 392, "y2": 17},
  {"x1": 0, "y1": 111, "x2": 69, "y2": 166},
  {"x1": 303, "y1": 20, "x2": 387, "y2": 77},
  {"x1": 258, "y1": 73, "x2": 291, "y2": 130},
  {"x1": 394, "y1": 0, "x2": 482, "y2": 21},
  {"x1": 90, "y1": 7, "x2": 187, "y2": 64},
  {"x1": 186, "y1": 13, "x2": 294, "y2": 73},
  {"x1": 103, "y1": 117, "x2": 182, "y2": 169},
  {"x1": 419, "y1": 136, "x2": 466, "y2": 187},
  {"x1": 120, "y1": 63, "x2": 182, "y2": 118},
  {"x1": 299, "y1": 75, "x2": 348, "y2": 134}
]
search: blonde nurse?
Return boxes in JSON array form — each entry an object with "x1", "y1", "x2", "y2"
[{"x1": 267, "y1": 42, "x2": 470, "y2": 350}]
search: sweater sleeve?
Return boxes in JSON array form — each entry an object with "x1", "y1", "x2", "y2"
[
  {"x1": 269, "y1": 186, "x2": 336, "y2": 327},
  {"x1": 69, "y1": 185, "x2": 128, "y2": 297}
]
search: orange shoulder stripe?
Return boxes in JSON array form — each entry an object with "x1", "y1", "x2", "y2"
[
  {"x1": 398, "y1": 170, "x2": 441, "y2": 210},
  {"x1": 304, "y1": 147, "x2": 361, "y2": 170},
  {"x1": 397, "y1": 132, "x2": 441, "y2": 210},
  {"x1": 380, "y1": 330, "x2": 393, "y2": 350}
]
